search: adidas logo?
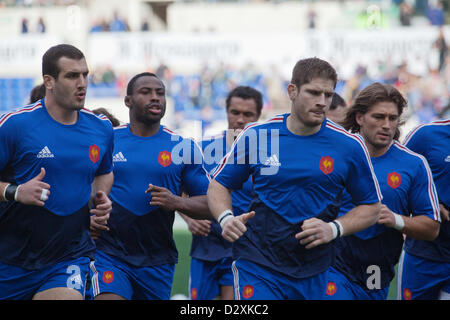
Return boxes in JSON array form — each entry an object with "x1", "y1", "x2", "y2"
[
  {"x1": 37, "y1": 146, "x2": 54, "y2": 158},
  {"x1": 264, "y1": 154, "x2": 281, "y2": 167},
  {"x1": 113, "y1": 151, "x2": 127, "y2": 162},
  {"x1": 445, "y1": 155, "x2": 450, "y2": 162}
]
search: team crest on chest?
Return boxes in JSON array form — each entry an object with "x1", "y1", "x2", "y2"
[
  {"x1": 319, "y1": 156, "x2": 334, "y2": 175},
  {"x1": 158, "y1": 151, "x2": 172, "y2": 167},
  {"x1": 387, "y1": 172, "x2": 401, "y2": 189},
  {"x1": 89, "y1": 145, "x2": 100, "y2": 163}
]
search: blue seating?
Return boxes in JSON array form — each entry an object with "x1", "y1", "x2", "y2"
[{"x1": 0, "y1": 78, "x2": 35, "y2": 112}]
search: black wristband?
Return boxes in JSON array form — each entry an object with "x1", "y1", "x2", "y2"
[
  {"x1": 330, "y1": 220, "x2": 341, "y2": 238},
  {"x1": 4, "y1": 184, "x2": 18, "y2": 201}
]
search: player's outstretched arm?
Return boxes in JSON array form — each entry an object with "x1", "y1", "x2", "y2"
[
  {"x1": 146, "y1": 183, "x2": 211, "y2": 219},
  {"x1": 296, "y1": 201, "x2": 380, "y2": 249},
  {"x1": 336, "y1": 202, "x2": 381, "y2": 236}
]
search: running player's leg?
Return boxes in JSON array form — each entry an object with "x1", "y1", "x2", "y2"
[
  {"x1": 90, "y1": 250, "x2": 132, "y2": 300},
  {"x1": 33, "y1": 256, "x2": 90, "y2": 300},
  {"x1": 232, "y1": 259, "x2": 285, "y2": 300}
]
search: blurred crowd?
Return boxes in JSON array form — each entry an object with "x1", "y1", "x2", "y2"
[
  {"x1": 4, "y1": 0, "x2": 450, "y2": 127},
  {"x1": 88, "y1": 44, "x2": 449, "y2": 129},
  {"x1": 20, "y1": 16, "x2": 46, "y2": 33},
  {"x1": 89, "y1": 11, "x2": 132, "y2": 33}
]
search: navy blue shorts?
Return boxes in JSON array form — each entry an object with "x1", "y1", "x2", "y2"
[
  {"x1": 398, "y1": 250, "x2": 450, "y2": 300},
  {"x1": 90, "y1": 250, "x2": 175, "y2": 300},
  {"x1": 231, "y1": 258, "x2": 328, "y2": 300},
  {"x1": 189, "y1": 257, "x2": 233, "y2": 300},
  {"x1": 0, "y1": 256, "x2": 90, "y2": 300},
  {"x1": 323, "y1": 266, "x2": 389, "y2": 300}
]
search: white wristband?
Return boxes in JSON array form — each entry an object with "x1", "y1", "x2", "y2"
[
  {"x1": 328, "y1": 222, "x2": 338, "y2": 239},
  {"x1": 218, "y1": 209, "x2": 234, "y2": 229},
  {"x1": 393, "y1": 213, "x2": 405, "y2": 231},
  {"x1": 14, "y1": 185, "x2": 20, "y2": 201},
  {"x1": 2, "y1": 183, "x2": 10, "y2": 201},
  {"x1": 335, "y1": 220, "x2": 344, "y2": 237}
]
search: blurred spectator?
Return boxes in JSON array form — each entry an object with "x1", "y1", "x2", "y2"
[
  {"x1": 21, "y1": 18, "x2": 29, "y2": 33},
  {"x1": 434, "y1": 27, "x2": 448, "y2": 72},
  {"x1": 308, "y1": 6, "x2": 317, "y2": 29},
  {"x1": 90, "y1": 18, "x2": 109, "y2": 32},
  {"x1": 89, "y1": 12, "x2": 130, "y2": 33},
  {"x1": 141, "y1": 19, "x2": 150, "y2": 31},
  {"x1": 399, "y1": 1, "x2": 413, "y2": 26},
  {"x1": 89, "y1": 66, "x2": 116, "y2": 86},
  {"x1": 426, "y1": 0, "x2": 445, "y2": 26},
  {"x1": 156, "y1": 63, "x2": 173, "y2": 94},
  {"x1": 36, "y1": 17, "x2": 46, "y2": 33},
  {"x1": 110, "y1": 11, "x2": 129, "y2": 32},
  {"x1": 102, "y1": 65, "x2": 116, "y2": 84}
]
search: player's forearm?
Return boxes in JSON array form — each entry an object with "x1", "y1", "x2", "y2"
[
  {"x1": 337, "y1": 202, "x2": 381, "y2": 236},
  {"x1": 0, "y1": 182, "x2": 10, "y2": 201},
  {"x1": 401, "y1": 215, "x2": 440, "y2": 241},
  {"x1": 176, "y1": 195, "x2": 211, "y2": 220},
  {"x1": 177, "y1": 211, "x2": 191, "y2": 223},
  {"x1": 92, "y1": 172, "x2": 114, "y2": 196},
  {"x1": 206, "y1": 179, "x2": 233, "y2": 222}
]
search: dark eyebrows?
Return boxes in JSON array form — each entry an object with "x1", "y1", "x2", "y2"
[
  {"x1": 306, "y1": 88, "x2": 334, "y2": 96},
  {"x1": 65, "y1": 70, "x2": 89, "y2": 77},
  {"x1": 371, "y1": 112, "x2": 399, "y2": 118},
  {"x1": 138, "y1": 85, "x2": 165, "y2": 92}
]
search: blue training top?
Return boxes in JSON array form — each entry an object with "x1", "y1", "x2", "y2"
[
  {"x1": 333, "y1": 141, "x2": 440, "y2": 289},
  {"x1": 403, "y1": 119, "x2": 450, "y2": 263},
  {"x1": 212, "y1": 114, "x2": 382, "y2": 278},
  {"x1": 95, "y1": 124, "x2": 210, "y2": 267},
  {"x1": 190, "y1": 131, "x2": 253, "y2": 261},
  {"x1": 0, "y1": 99, "x2": 114, "y2": 269}
]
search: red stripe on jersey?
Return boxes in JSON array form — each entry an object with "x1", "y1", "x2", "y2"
[
  {"x1": 393, "y1": 142, "x2": 441, "y2": 221},
  {"x1": 326, "y1": 122, "x2": 383, "y2": 201},
  {"x1": 0, "y1": 102, "x2": 42, "y2": 127}
]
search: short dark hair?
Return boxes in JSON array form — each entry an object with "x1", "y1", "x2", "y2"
[
  {"x1": 126, "y1": 72, "x2": 159, "y2": 96},
  {"x1": 225, "y1": 85, "x2": 263, "y2": 116},
  {"x1": 29, "y1": 83, "x2": 46, "y2": 103},
  {"x1": 291, "y1": 57, "x2": 337, "y2": 89},
  {"x1": 342, "y1": 82, "x2": 407, "y2": 140},
  {"x1": 42, "y1": 44, "x2": 85, "y2": 79},
  {"x1": 329, "y1": 93, "x2": 346, "y2": 111},
  {"x1": 92, "y1": 108, "x2": 121, "y2": 127}
]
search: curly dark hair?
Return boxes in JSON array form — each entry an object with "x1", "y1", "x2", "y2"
[{"x1": 341, "y1": 82, "x2": 407, "y2": 140}]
